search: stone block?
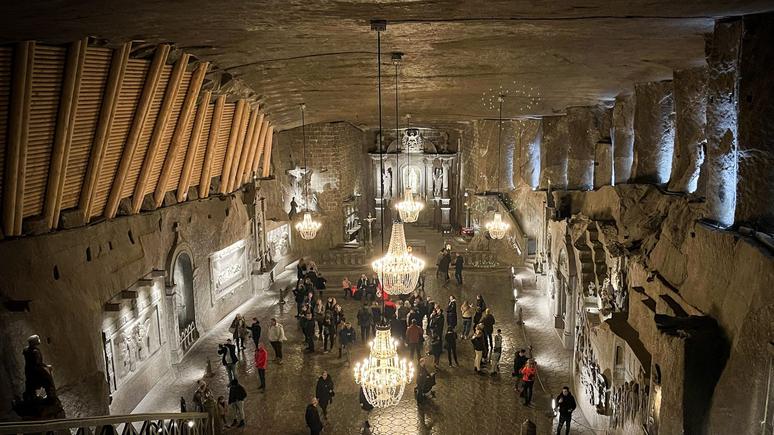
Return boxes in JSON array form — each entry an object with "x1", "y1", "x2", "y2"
[
  {"x1": 612, "y1": 93, "x2": 635, "y2": 184},
  {"x1": 632, "y1": 80, "x2": 675, "y2": 185},
  {"x1": 594, "y1": 140, "x2": 614, "y2": 189},
  {"x1": 539, "y1": 116, "x2": 569, "y2": 189},
  {"x1": 669, "y1": 67, "x2": 707, "y2": 194}
]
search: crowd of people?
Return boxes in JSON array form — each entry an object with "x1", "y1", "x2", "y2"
[{"x1": 188, "y1": 254, "x2": 577, "y2": 434}]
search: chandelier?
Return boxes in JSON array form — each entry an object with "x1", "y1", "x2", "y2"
[
  {"x1": 294, "y1": 103, "x2": 321, "y2": 240},
  {"x1": 354, "y1": 325, "x2": 414, "y2": 408},
  {"x1": 372, "y1": 221, "x2": 425, "y2": 294},
  {"x1": 296, "y1": 211, "x2": 322, "y2": 240},
  {"x1": 396, "y1": 188, "x2": 423, "y2": 223},
  {"x1": 485, "y1": 95, "x2": 509, "y2": 240}
]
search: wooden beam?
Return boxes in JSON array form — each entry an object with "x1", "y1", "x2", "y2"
[
  {"x1": 45, "y1": 39, "x2": 86, "y2": 229},
  {"x1": 153, "y1": 61, "x2": 208, "y2": 208},
  {"x1": 131, "y1": 53, "x2": 190, "y2": 213},
  {"x1": 75, "y1": 42, "x2": 131, "y2": 223},
  {"x1": 261, "y1": 125, "x2": 275, "y2": 178},
  {"x1": 219, "y1": 99, "x2": 246, "y2": 194},
  {"x1": 250, "y1": 117, "x2": 269, "y2": 179},
  {"x1": 240, "y1": 111, "x2": 264, "y2": 184},
  {"x1": 104, "y1": 44, "x2": 170, "y2": 219},
  {"x1": 177, "y1": 89, "x2": 211, "y2": 202},
  {"x1": 199, "y1": 95, "x2": 224, "y2": 198},
  {"x1": 227, "y1": 104, "x2": 255, "y2": 192},
  {"x1": 2, "y1": 41, "x2": 34, "y2": 236}
]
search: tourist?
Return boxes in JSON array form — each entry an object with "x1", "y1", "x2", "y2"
[
  {"x1": 435, "y1": 249, "x2": 446, "y2": 279},
  {"x1": 249, "y1": 317, "x2": 261, "y2": 348},
  {"x1": 406, "y1": 319, "x2": 424, "y2": 362},
  {"x1": 22, "y1": 335, "x2": 57, "y2": 401},
  {"x1": 444, "y1": 327, "x2": 459, "y2": 367},
  {"x1": 471, "y1": 329, "x2": 485, "y2": 373},
  {"x1": 306, "y1": 263, "x2": 318, "y2": 286},
  {"x1": 297, "y1": 258, "x2": 307, "y2": 286},
  {"x1": 267, "y1": 318, "x2": 287, "y2": 364},
  {"x1": 397, "y1": 301, "x2": 411, "y2": 342},
  {"x1": 429, "y1": 332, "x2": 443, "y2": 368},
  {"x1": 315, "y1": 370, "x2": 335, "y2": 419},
  {"x1": 342, "y1": 276, "x2": 352, "y2": 299},
  {"x1": 460, "y1": 300, "x2": 474, "y2": 338},
  {"x1": 359, "y1": 386, "x2": 374, "y2": 411},
  {"x1": 254, "y1": 342, "x2": 267, "y2": 391},
  {"x1": 230, "y1": 314, "x2": 248, "y2": 351},
  {"x1": 454, "y1": 252, "x2": 464, "y2": 285},
  {"x1": 294, "y1": 282, "x2": 306, "y2": 316},
  {"x1": 217, "y1": 339, "x2": 239, "y2": 382},
  {"x1": 555, "y1": 386, "x2": 577, "y2": 435},
  {"x1": 356, "y1": 274, "x2": 368, "y2": 300},
  {"x1": 513, "y1": 348, "x2": 529, "y2": 379},
  {"x1": 314, "y1": 299, "x2": 325, "y2": 340},
  {"x1": 367, "y1": 273, "x2": 380, "y2": 301},
  {"x1": 520, "y1": 359, "x2": 538, "y2": 406},
  {"x1": 415, "y1": 357, "x2": 437, "y2": 402},
  {"x1": 481, "y1": 308, "x2": 496, "y2": 355},
  {"x1": 227, "y1": 378, "x2": 247, "y2": 428},
  {"x1": 322, "y1": 311, "x2": 334, "y2": 353},
  {"x1": 192, "y1": 379, "x2": 212, "y2": 412},
  {"x1": 439, "y1": 250, "x2": 452, "y2": 285},
  {"x1": 446, "y1": 295, "x2": 458, "y2": 331},
  {"x1": 370, "y1": 301, "x2": 382, "y2": 335},
  {"x1": 216, "y1": 396, "x2": 228, "y2": 428},
  {"x1": 305, "y1": 397, "x2": 324, "y2": 435},
  {"x1": 490, "y1": 329, "x2": 503, "y2": 376},
  {"x1": 315, "y1": 271, "x2": 327, "y2": 299},
  {"x1": 408, "y1": 306, "x2": 422, "y2": 328},
  {"x1": 303, "y1": 312, "x2": 316, "y2": 352},
  {"x1": 357, "y1": 303, "x2": 373, "y2": 341},
  {"x1": 339, "y1": 321, "x2": 356, "y2": 365},
  {"x1": 473, "y1": 294, "x2": 486, "y2": 325}
]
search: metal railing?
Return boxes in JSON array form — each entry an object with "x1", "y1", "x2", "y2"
[
  {"x1": 0, "y1": 412, "x2": 211, "y2": 435},
  {"x1": 179, "y1": 321, "x2": 199, "y2": 353}
]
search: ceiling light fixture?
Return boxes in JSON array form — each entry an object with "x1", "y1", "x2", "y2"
[
  {"x1": 485, "y1": 95, "x2": 510, "y2": 240},
  {"x1": 392, "y1": 53, "x2": 424, "y2": 223},
  {"x1": 294, "y1": 103, "x2": 321, "y2": 240}
]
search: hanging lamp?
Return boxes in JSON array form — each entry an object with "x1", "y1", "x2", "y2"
[
  {"x1": 294, "y1": 103, "x2": 321, "y2": 240},
  {"x1": 485, "y1": 95, "x2": 510, "y2": 240},
  {"x1": 393, "y1": 54, "x2": 424, "y2": 223}
]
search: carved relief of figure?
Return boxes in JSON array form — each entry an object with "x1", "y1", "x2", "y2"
[
  {"x1": 432, "y1": 167, "x2": 443, "y2": 197},
  {"x1": 382, "y1": 167, "x2": 393, "y2": 200},
  {"x1": 438, "y1": 131, "x2": 450, "y2": 153},
  {"x1": 288, "y1": 197, "x2": 298, "y2": 220},
  {"x1": 403, "y1": 166, "x2": 420, "y2": 193}
]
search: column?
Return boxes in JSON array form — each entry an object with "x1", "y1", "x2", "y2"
[
  {"x1": 632, "y1": 80, "x2": 675, "y2": 184},
  {"x1": 612, "y1": 93, "x2": 635, "y2": 184},
  {"x1": 668, "y1": 66, "x2": 707, "y2": 194},
  {"x1": 566, "y1": 106, "x2": 598, "y2": 190},
  {"x1": 440, "y1": 158, "x2": 452, "y2": 231},
  {"x1": 519, "y1": 120, "x2": 542, "y2": 189},
  {"x1": 539, "y1": 116, "x2": 569, "y2": 189}
]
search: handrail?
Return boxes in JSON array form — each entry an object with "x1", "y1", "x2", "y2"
[{"x1": 0, "y1": 412, "x2": 210, "y2": 435}]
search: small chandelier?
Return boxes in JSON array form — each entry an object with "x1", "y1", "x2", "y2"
[
  {"x1": 372, "y1": 221, "x2": 425, "y2": 294},
  {"x1": 485, "y1": 212, "x2": 509, "y2": 240},
  {"x1": 396, "y1": 188, "x2": 423, "y2": 223},
  {"x1": 354, "y1": 325, "x2": 414, "y2": 408},
  {"x1": 295, "y1": 103, "x2": 321, "y2": 240},
  {"x1": 296, "y1": 211, "x2": 322, "y2": 240},
  {"x1": 485, "y1": 95, "x2": 510, "y2": 240}
]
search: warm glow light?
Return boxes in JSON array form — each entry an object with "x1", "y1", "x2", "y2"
[
  {"x1": 485, "y1": 212, "x2": 509, "y2": 240},
  {"x1": 395, "y1": 188, "x2": 424, "y2": 223},
  {"x1": 295, "y1": 212, "x2": 321, "y2": 240},
  {"x1": 372, "y1": 222, "x2": 425, "y2": 294},
  {"x1": 354, "y1": 326, "x2": 414, "y2": 408}
]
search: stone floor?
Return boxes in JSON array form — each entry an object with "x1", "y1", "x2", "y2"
[{"x1": 135, "y1": 227, "x2": 597, "y2": 434}]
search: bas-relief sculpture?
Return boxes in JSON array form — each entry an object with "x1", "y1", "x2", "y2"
[
  {"x1": 266, "y1": 224, "x2": 291, "y2": 262},
  {"x1": 285, "y1": 165, "x2": 317, "y2": 213},
  {"x1": 105, "y1": 306, "x2": 163, "y2": 392},
  {"x1": 209, "y1": 240, "x2": 248, "y2": 300},
  {"x1": 574, "y1": 310, "x2": 609, "y2": 414}
]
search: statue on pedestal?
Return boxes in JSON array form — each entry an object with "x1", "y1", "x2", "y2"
[{"x1": 13, "y1": 334, "x2": 65, "y2": 419}]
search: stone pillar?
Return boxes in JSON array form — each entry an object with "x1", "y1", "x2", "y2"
[
  {"x1": 612, "y1": 93, "x2": 635, "y2": 184},
  {"x1": 594, "y1": 140, "x2": 614, "y2": 189},
  {"x1": 539, "y1": 116, "x2": 569, "y2": 189},
  {"x1": 668, "y1": 67, "x2": 707, "y2": 193},
  {"x1": 632, "y1": 81, "x2": 675, "y2": 184},
  {"x1": 566, "y1": 107, "x2": 597, "y2": 190},
  {"x1": 736, "y1": 13, "x2": 774, "y2": 233},
  {"x1": 703, "y1": 19, "x2": 741, "y2": 228},
  {"x1": 519, "y1": 120, "x2": 542, "y2": 189}
]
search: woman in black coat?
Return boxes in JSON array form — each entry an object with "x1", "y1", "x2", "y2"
[{"x1": 315, "y1": 371, "x2": 335, "y2": 418}]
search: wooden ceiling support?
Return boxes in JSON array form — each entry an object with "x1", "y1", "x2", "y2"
[
  {"x1": 260, "y1": 125, "x2": 275, "y2": 178},
  {"x1": 153, "y1": 61, "x2": 208, "y2": 208},
  {"x1": 240, "y1": 111, "x2": 264, "y2": 184},
  {"x1": 177, "y1": 89, "x2": 211, "y2": 202},
  {"x1": 131, "y1": 53, "x2": 190, "y2": 213},
  {"x1": 228, "y1": 105, "x2": 258, "y2": 192},
  {"x1": 104, "y1": 44, "x2": 170, "y2": 219},
  {"x1": 45, "y1": 39, "x2": 86, "y2": 229},
  {"x1": 199, "y1": 95, "x2": 225, "y2": 198},
  {"x1": 250, "y1": 118, "x2": 270, "y2": 180},
  {"x1": 219, "y1": 99, "x2": 246, "y2": 194},
  {"x1": 2, "y1": 41, "x2": 34, "y2": 236}
]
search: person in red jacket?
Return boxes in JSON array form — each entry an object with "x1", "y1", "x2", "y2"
[
  {"x1": 254, "y1": 343, "x2": 268, "y2": 391},
  {"x1": 406, "y1": 320, "x2": 424, "y2": 363},
  {"x1": 520, "y1": 359, "x2": 538, "y2": 406}
]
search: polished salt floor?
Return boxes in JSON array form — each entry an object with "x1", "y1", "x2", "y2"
[{"x1": 135, "y1": 228, "x2": 594, "y2": 434}]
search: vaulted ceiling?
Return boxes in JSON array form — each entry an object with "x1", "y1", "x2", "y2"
[{"x1": 2, "y1": 0, "x2": 773, "y2": 130}]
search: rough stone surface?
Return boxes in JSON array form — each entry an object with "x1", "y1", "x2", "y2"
[
  {"x1": 565, "y1": 106, "x2": 602, "y2": 190},
  {"x1": 612, "y1": 93, "x2": 635, "y2": 184},
  {"x1": 668, "y1": 66, "x2": 707, "y2": 193},
  {"x1": 539, "y1": 116, "x2": 569, "y2": 189},
  {"x1": 632, "y1": 81, "x2": 675, "y2": 184}
]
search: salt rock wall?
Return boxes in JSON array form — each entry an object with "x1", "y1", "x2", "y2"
[{"x1": 0, "y1": 192, "x2": 256, "y2": 418}]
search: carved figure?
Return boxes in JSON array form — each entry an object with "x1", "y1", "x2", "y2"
[
  {"x1": 432, "y1": 167, "x2": 443, "y2": 197},
  {"x1": 23, "y1": 335, "x2": 56, "y2": 401}
]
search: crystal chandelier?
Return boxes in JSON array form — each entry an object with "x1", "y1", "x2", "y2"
[
  {"x1": 485, "y1": 95, "x2": 509, "y2": 240},
  {"x1": 294, "y1": 103, "x2": 321, "y2": 240},
  {"x1": 372, "y1": 221, "x2": 425, "y2": 294},
  {"x1": 354, "y1": 325, "x2": 414, "y2": 408},
  {"x1": 396, "y1": 188, "x2": 423, "y2": 223}
]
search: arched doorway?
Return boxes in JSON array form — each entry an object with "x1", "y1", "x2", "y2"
[{"x1": 172, "y1": 252, "x2": 198, "y2": 352}]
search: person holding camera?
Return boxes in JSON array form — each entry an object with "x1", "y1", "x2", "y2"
[{"x1": 217, "y1": 339, "x2": 239, "y2": 382}]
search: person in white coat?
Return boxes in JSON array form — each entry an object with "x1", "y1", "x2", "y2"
[{"x1": 267, "y1": 318, "x2": 287, "y2": 364}]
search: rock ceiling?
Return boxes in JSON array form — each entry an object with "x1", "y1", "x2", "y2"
[{"x1": 2, "y1": 0, "x2": 774, "y2": 130}]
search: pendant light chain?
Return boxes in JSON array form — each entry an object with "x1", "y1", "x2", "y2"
[
  {"x1": 377, "y1": 29, "x2": 385, "y2": 256},
  {"x1": 395, "y1": 58, "x2": 400, "y2": 200},
  {"x1": 497, "y1": 96, "x2": 502, "y2": 193},
  {"x1": 302, "y1": 104, "x2": 308, "y2": 209}
]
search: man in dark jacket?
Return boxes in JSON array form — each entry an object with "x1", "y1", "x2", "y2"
[
  {"x1": 438, "y1": 251, "x2": 451, "y2": 284},
  {"x1": 406, "y1": 320, "x2": 424, "y2": 362},
  {"x1": 302, "y1": 312, "x2": 316, "y2": 352},
  {"x1": 338, "y1": 322, "x2": 356, "y2": 365},
  {"x1": 357, "y1": 304, "x2": 373, "y2": 341},
  {"x1": 555, "y1": 386, "x2": 577, "y2": 435},
  {"x1": 305, "y1": 397, "x2": 324, "y2": 435},
  {"x1": 249, "y1": 318, "x2": 261, "y2": 348},
  {"x1": 227, "y1": 379, "x2": 247, "y2": 428},
  {"x1": 454, "y1": 252, "x2": 464, "y2": 285},
  {"x1": 513, "y1": 348, "x2": 529, "y2": 378},
  {"x1": 446, "y1": 296, "x2": 458, "y2": 330},
  {"x1": 429, "y1": 308, "x2": 445, "y2": 338},
  {"x1": 218, "y1": 339, "x2": 239, "y2": 382},
  {"x1": 444, "y1": 327, "x2": 459, "y2": 366}
]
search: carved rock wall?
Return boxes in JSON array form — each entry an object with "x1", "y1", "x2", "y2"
[{"x1": 632, "y1": 81, "x2": 675, "y2": 185}]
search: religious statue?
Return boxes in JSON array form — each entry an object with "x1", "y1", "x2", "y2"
[
  {"x1": 22, "y1": 335, "x2": 57, "y2": 401},
  {"x1": 403, "y1": 166, "x2": 420, "y2": 193},
  {"x1": 288, "y1": 197, "x2": 298, "y2": 220},
  {"x1": 382, "y1": 167, "x2": 393, "y2": 200},
  {"x1": 432, "y1": 167, "x2": 443, "y2": 198}
]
